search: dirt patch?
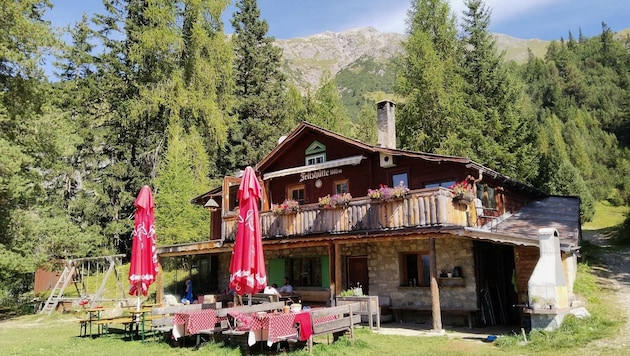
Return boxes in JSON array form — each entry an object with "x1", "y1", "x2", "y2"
[{"x1": 579, "y1": 231, "x2": 630, "y2": 352}]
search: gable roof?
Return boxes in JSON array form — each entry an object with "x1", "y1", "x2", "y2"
[{"x1": 256, "y1": 121, "x2": 542, "y2": 194}]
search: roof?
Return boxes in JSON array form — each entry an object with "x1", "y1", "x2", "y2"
[
  {"x1": 257, "y1": 121, "x2": 542, "y2": 192},
  {"x1": 465, "y1": 196, "x2": 581, "y2": 249}
]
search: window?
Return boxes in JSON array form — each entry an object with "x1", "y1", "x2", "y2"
[
  {"x1": 476, "y1": 184, "x2": 496, "y2": 209},
  {"x1": 288, "y1": 257, "x2": 322, "y2": 287},
  {"x1": 399, "y1": 252, "x2": 430, "y2": 287},
  {"x1": 270, "y1": 256, "x2": 330, "y2": 288},
  {"x1": 288, "y1": 184, "x2": 305, "y2": 204},
  {"x1": 334, "y1": 179, "x2": 348, "y2": 194},
  {"x1": 425, "y1": 180, "x2": 456, "y2": 189},
  {"x1": 391, "y1": 173, "x2": 408, "y2": 188},
  {"x1": 305, "y1": 153, "x2": 326, "y2": 166}
]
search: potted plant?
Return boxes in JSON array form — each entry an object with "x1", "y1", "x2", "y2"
[
  {"x1": 449, "y1": 179, "x2": 475, "y2": 202},
  {"x1": 530, "y1": 295, "x2": 542, "y2": 310},
  {"x1": 271, "y1": 199, "x2": 299, "y2": 215}
]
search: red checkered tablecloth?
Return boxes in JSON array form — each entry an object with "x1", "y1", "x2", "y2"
[
  {"x1": 231, "y1": 312, "x2": 298, "y2": 345},
  {"x1": 173, "y1": 309, "x2": 225, "y2": 336}
]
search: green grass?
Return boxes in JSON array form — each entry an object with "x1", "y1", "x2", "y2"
[
  {"x1": 582, "y1": 201, "x2": 628, "y2": 231},
  {"x1": 0, "y1": 314, "x2": 502, "y2": 356}
]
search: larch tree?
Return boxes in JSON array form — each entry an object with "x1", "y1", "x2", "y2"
[
  {"x1": 84, "y1": 0, "x2": 234, "y2": 252},
  {"x1": 0, "y1": 0, "x2": 88, "y2": 295}
]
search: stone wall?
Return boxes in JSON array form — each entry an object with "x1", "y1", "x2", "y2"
[{"x1": 353, "y1": 236, "x2": 477, "y2": 310}]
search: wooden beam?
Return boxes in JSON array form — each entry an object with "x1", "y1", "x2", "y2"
[
  {"x1": 156, "y1": 261, "x2": 164, "y2": 305},
  {"x1": 334, "y1": 242, "x2": 342, "y2": 303},
  {"x1": 429, "y1": 237, "x2": 442, "y2": 330},
  {"x1": 328, "y1": 243, "x2": 335, "y2": 304}
]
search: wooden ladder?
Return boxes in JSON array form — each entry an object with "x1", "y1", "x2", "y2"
[{"x1": 40, "y1": 261, "x2": 76, "y2": 314}]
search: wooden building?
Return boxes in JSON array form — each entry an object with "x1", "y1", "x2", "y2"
[{"x1": 156, "y1": 100, "x2": 581, "y2": 330}]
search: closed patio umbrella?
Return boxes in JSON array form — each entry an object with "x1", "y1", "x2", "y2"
[
  {"x1": 229, "y1": 166, "x2": 267, "y2": 305},
  {"x1": 129, "y1": 185, "x2": 158, "y2": 310}
]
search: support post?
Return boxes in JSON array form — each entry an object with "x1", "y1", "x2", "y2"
[
  {"x1": 429, "y1": 237, "x2": 442, "y2": 331},
  {"x1": 334, "y1": 243, "x2": 342, "y2": 305}
]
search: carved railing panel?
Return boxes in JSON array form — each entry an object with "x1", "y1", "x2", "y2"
[{"x1": 222, "y1": 187, "x2": 469, "y2": 242}]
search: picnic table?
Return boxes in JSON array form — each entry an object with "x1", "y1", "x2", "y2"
[
  {"x1": 172, "y1": 308, "x2": 227, "y2": 346},
  {"x1": 226, "y1": 311, "x2": 299, "y2": 347}
]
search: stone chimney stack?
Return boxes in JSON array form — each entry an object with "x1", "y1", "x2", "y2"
[{"x1": 377, "y1": 100, "x2": 396, "y2": 149}]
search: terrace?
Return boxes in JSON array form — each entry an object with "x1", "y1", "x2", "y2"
[{"x1": 220, "y1": 187, "x2": 473, "y2": 242}]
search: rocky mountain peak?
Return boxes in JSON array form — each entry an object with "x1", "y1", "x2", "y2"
[{"x1": 275, "y1": 27, "x2": 405, "y2": 91}]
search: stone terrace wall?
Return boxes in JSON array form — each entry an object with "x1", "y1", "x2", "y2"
[{"x1": 354, "y1": 236, "x2": 478, "y2": 310}]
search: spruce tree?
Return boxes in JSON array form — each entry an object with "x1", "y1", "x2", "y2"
[
  {"x1": 457, "y1": 0, "x2": 538, "y2": 181},
  {"x1": 221, "y1": 0, "x2": 293, "y2": 172},
  {"x1": 395, "y1": 0, "x2": 466, "y2": 153}
]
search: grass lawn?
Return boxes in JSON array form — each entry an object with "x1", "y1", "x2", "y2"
[{"x1": 0, "y1": 312, "x2": 514, "y2": 356}]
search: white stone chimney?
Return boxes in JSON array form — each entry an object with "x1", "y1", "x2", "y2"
[
  {"x1": 377, "y1": 100, "x2": 396, "y2": 149},
  {"x1": 528, "y1": 228, "x2": 569, "y2": 309}
]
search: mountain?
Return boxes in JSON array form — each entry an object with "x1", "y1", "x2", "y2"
[
  {"x1": 275, "y1": 27, "x2": 404, "y2": 94},
  {"x1": 275, "y1": 27, "x2": 550, "y2": 95}
]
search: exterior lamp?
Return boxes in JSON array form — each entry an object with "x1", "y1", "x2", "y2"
[{"x1": 204, "y1": 198, "x2": 219, "y2": 211}]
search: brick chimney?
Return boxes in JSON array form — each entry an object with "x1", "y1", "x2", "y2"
[{"x1": 377, "y1": 100, "x2": 396, "y2": 149}]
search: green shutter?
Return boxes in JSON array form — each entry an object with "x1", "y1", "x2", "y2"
[
  {"x1": 321, "y1": 256, "x2": 330, "y2": 287},
  {"x1": 269, "y1": 258, "x2": 285, "y2": 286}
]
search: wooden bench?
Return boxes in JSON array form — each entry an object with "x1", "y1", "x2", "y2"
[
  {"x1": 295, "y1": 290, "x2": 331, "y2": 306},
  {"x1": 306, "y1": 302, "x2": 361, "y2": 354},
  {"x1": 389, "y1": 305, "x2": 479, "y2": 328},
  {"x1": 93, "y1": 316, "x2": 137, "y2": 337},
  {"x1": 217, "y1": 301, "x2": 285, "y2": 318}
]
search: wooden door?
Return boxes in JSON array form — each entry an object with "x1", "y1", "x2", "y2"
[{"x1": 347, "y1": 256, "x2": 369, "y2": 295}]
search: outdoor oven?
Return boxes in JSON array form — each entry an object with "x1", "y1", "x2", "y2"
[{"x1": 527, "y1": 228, "x2": 571, "y2": 330}]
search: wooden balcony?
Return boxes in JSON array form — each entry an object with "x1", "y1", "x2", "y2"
[{"x1": 221, "y1": 187, "x2": 471, "y2": 242}]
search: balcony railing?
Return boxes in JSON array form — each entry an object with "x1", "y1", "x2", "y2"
[{"x1": 221, "y1": 187, "x2": 470, "y2": 242}]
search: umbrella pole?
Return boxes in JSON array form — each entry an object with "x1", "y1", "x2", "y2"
[
  {"x1": 248, "y1": 293, "x2": 252, "y2": 306},
  {"x1": 136, "y1": 282, "x2": 141, "y2": 312}
]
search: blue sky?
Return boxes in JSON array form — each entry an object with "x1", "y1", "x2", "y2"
[{"x1": 45, "y1": 0, "x2": 630, "y2": 41}]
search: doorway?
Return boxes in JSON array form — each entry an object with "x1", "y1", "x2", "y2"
[
  {"x1": 346, "y1": 256, "x2": 369, "y2": 295},
  {"x1": 474, "y1": 241, "x2": 519, "y2": 325}
]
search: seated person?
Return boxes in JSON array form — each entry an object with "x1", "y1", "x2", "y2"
[
  {"x1": 181, "y1": 279, "x2": 194, "y2": 304},
  {"x1": 263, "y1": 283, "x2": 281, "y2": 296},
  {"x1": 278, "y1": 277, "x2": 294, "y2": 295}
]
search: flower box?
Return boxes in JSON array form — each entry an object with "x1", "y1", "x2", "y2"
[
  {"x1": 318, "y1": 193, "x2": 352, "y2": 209},
  {"x1": 367, "y1": 182, "x2": 409, "y2": 201},
  {"x1": 271, "y1": 199, "x2": 299, "y2": 215}
]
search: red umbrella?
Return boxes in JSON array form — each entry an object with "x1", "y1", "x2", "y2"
[
  {"x1": 229, "y1": 166, "x2": 267, "y2": 300},
  {"x1": 129, "y1": 185, "x2": 158, "y2": 300}
]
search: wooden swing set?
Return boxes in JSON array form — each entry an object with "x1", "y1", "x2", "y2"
[{"x1": 39, "y1": 254, "x2": 126, "y2": 314}]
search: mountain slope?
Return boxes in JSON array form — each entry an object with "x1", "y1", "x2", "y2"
[
  {"x1": 276, "y1": 27, "x2": 555, "y2": 92},
  {"x1": 275, "y1": 27, "x2": 404, "y2": 93}
]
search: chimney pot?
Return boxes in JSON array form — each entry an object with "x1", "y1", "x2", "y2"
[{"x1": 377, "y1": 100, "x2": 396, "y2": 149}]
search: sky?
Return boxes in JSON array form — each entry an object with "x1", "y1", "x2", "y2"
[{"x1": 44, "y1": 0, "x2": 630, "y2": 41}]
